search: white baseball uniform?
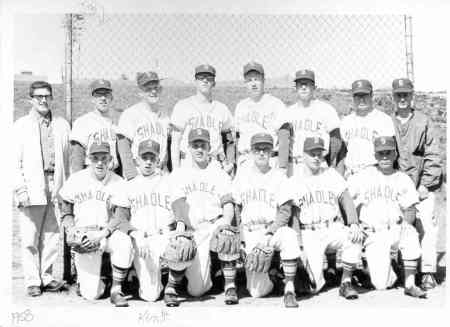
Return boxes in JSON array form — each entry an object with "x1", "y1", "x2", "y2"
[
  {"x1": 58, "y1": 169, "x2": 134, "y2": 300},
  {"x1": 234, "y1": 94, "x2": 285, "y2": 169},
  {"x1": 347, "y1": 166, "x2": 422, "y2": 290},
  {"x1": 283, "y1": 166, "x2": 362, "y2": 293},
  {"x1": 171, "y1": 96, "x2": 233, "y2": 167},
  {"x1": 118, "y1": 101, "x2": 170, "y2": 164},
  {"x1": 109, "y1": 173, "x2": 174, "y2": 301},
  {"x1": 169, "y1": 163, "x2": 232, "y2": 297},
  {"x1": 340, "y1": 109, "x2": 395, "y2": 176},
  {"x1": 232, "y1": 166, "x2": 301, "y2": 297},
  {"x1": 70, "y1": 111, "x2": 119, "y2": 170}
]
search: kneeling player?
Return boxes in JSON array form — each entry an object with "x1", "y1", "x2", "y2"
[
  {"x1": 59, "y1": 142, "x2": 134, "y2": 306},
  {"x1": 347, "y1": 136, "x2": 426, "y2": 298},
  {"x1": 233, "y1": 133, "x2": 302, "y2": 308}
]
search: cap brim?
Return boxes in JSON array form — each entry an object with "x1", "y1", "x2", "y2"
[
  {"x1": 251, "y1": 141, "x2": 274, "y2": 147},
  {"x1": 375, "y1": 146, "x2": 396, "y2": 152},
  {"x1": 189, "y1": 137, "x2": 210, "y2": 144},
  {"x1": 89, "y1": 150, "x2": 110, "y2": 155},
  {"x1": 244, "y1": 69, "x2": 264, "y2": 76},
  {"x1": 195, "y1": 72, "x2": 215, "y2": 77},
  {"x1": 393, "y1": 88, "x2": 413, "y2": 93},
  {"x1": 352, "y1": 89, "x2": 371, "y2": 95},
  {"x1": 294, "y1": 77, "x2": 315, "y2": 83},
  {"x1": 138, "y1": 150, "x2": 159, "y2": 156},
  {"x1": 304, "y1": 146, "x2": 326, "y2": 152}
]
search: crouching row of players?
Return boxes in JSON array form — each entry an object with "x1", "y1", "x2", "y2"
[{"x1": 58, "y1": 127, "x2": 427, "y2": 308}]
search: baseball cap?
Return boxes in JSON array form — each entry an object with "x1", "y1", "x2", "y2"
[
  {"x1": 303, "y1": 136, "x2": 325, "y2": 152},
  {"x1": 88, "y1": 142, "x2": 111, "y2": 155},
  {"x1": 138, "y1": 139, "x2": 160, "y2": 156},
  {"x1": 392, "y1": 78, "x2": 414, "y2": 94},
  {"x1": 374, "y1": 136, "x2": 396, "y2": 152},
  {"x1": 137, "y1": 71, "x2": 161, "y2": 89},
  {"x1": 195, "y1": 64, "x2": 216, "y2": 77},
  {"x1": 188, "y1": 128, "x2": 210, "y2": 144},
  {"x1": 243, "y1": 61, "x2": 264, "y2": 76},
  {"x1": 250, "y1": 133, "x2": 274, "y2": 147},
  {"x1": 294, "y1": 69, "x2": 315, "y2": 83},
  {"x1": 351, "y1": 79, "x2": 372, "y2": 95},
  {"x1": 90, "y1": 79, "x2": 112, "y2": 95}
]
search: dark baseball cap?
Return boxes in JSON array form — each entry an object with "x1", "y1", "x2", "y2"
[
  {"x1": 138, "y1": 139, "x2": 160, "y2": 156},
  {"x1": 392, "y1": 78, "x2": 414, "y2": 94},
  {"x1": 374, "y1": 136, "x2": 396, "y2": 152},
  {"x1": 90, "y1": 79, "x2": 112, "y2": 95},
  {"x1": 294, "y1": 69, "x2": 315, "y2": 83},
  {"x1": 195, "y1": 64, "x2": 216, "y2": 77},
  {"x1": 188, "y1": 128, "x2": 210, "y2": 144},
  {"x1": 303, "y1": 136, "x2": 325, "y2": 152},
  {"x1": 137, "y1": 71, "x2": 161, "y2": 89},
  {"x1": 243, "y1": 61, "x2": 264, "y2": 76},
  {"x1": 88, "y1": 142, "x2": 111, "y2": 155},
  {"x1": 352, "y1": 79, "x2": 372, "y2": 95},
  {"x1": 250, "y1": 133, "x2": 274, "y2": 147}
]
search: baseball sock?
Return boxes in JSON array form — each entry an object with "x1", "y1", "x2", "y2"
[
  {"x1": 221, "y1": 261, "x2": 236, "y2": 291},
  {"x1": 111, "y1": 265, "x2": 128, "y2": 294},
  {"x1": 341, "y1": 262, "x2": 354, "y2": 284},
  {"x1": 403, "y1": 259, "x2": 418, "y2": 288},
  {"x1": 166, "y1": 269, "x2": 185, "y2": 294},
  {"x1": 282, "y1": 259, "x2": 297, "y2": 294}
]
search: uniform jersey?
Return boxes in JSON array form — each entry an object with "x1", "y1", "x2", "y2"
[
  {"x1": 347, "y1": 166, "x2": 419, "y2": 228},
  {"x1": 109, "y1": 174, "x2": 174, "y2": 235},
  {"x1": 232, "y1": 166, "x2": 287, "y2": 226},
  {"x1": 70, "y1": 111, "x2": 119, "y2": 169},
  {"x1": 58, "y1": 169, "x2": 124, "y2": 227},
  {"x1": 234, "y1": 93, "x2": 285, "y2": 153},
  {"x1": 118, "y1": 101, "x2": 171, "y2": 163},
  {"x1": 276, "y1": 99, "x2": 340, "y2": 158},
  {"x1": 340, "y1": 109, "x2": 395, "y2": 173},
  {"x1": 171, "y1": 96, "x2": 233, "y2": 157},
  {"x1": 169, "y1": 163, "x2": 232, "y2": 228}
]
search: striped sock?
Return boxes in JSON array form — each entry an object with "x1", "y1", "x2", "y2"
[
  {"x1": 341, "y1": 261, "x2": 355, "y2": 283},
  {"x1": 221, "y1": 261, "x2": 236, "y2": 291},
  {"x1": 282, "y1": 259, "x2": 297, "y2": 294},
  {"x1": 111, "y1": 265, "x2": 128, "y2": 293},
  {"x1": 166, "y1": 269, "x2": 185, "y2": 294},
  {"x1": 403, "y1": 259, "x2": 418, "y2": 288}
]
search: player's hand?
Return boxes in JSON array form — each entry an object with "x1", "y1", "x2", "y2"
[
  {"x1": 349, "y1": 224, "x2": 364, "y2": 243},
  {"x1": 175, "y1": 221, "x2": 186, "y2": 233},
  {"x1": 16, "y1": 189, "x2": 31, "y2": 208},
  {"x1": 84, "y1": 230, "x2": 107, "y2": 247},
  {"x1": 221, "y1": 161, "x2": 234, "y2": 175},
  {"x1": 418, "y1": 185, "x2": 429, "y2": 200}
]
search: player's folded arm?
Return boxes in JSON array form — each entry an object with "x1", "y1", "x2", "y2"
[
  {"x1": 278, "y1": 122, "x2": 294, "y2": 168},
  {"x1": 117, "y1": 134, "x2": 138, "y2": 180},
  {"x1": 171, "y1": 197, "x2": 191, "y2": 229},
  {"x1": 327, "y1": 128, "x2": 343, "y2": 168},
  {"x1": 338, "y1": 190, "x2": 359, "y2": 225},
  {"x1": 109, "y1": 205, "x2": 136, "y2": 236},
  {"x1": 266, "y1": 200, "x2": 293, "y2": 235},
  {"x1": 220, "y1": 193, "x2": 235, "y2": 225},
  {"x1": 59, "y1": 197, "x2": 75, "y2": 229}
]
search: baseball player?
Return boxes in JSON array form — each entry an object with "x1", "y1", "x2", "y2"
[
  {"x1": 234, "y1": 62, "x2": 286, "y2": 171},
  {"x1": 108, "y1": 139, "x2": 175, "y2": 302},
  {"x1": 70, "y1": 79, "x2": 119, "y2": 173},
  {"x1": 166, "y1": 128, "x2": 237, "y2": 306},
  {"x1": 232, "y1": 133, "x2": 302, "y2": 308},
  {"x1": 282, "y1": 136, "x2": 364, "y2": 299},
  {"x1": 13, "y1": 81, "x2": 70, "y2": 297},
  {"x1": 340, "y1": 79, "x2": 396, "y2": 177},
  {"x1": 276, "y1": 69, "x2": 343, "y2": 177},
  {"x1": 391, "y1": 78, "x2": 443, "y2": 290},
  {"x1": 58, "y1": 142, "x2": 134, "y2": 306},
  {"x1": 347, "y1": 136, "x2": 426, "y2": 298},
  {"x1": 170, "y1": 64, "x2": 234, "y2": 173},
  {"x1": 117, "y1": 72, "x2": 171, "y2": 180}
]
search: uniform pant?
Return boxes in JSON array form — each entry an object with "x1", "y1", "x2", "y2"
[
  {"x1": 74, "y1": 230, "x2": 134, "y2": 300},
  {"x1": 243, "y1": 226, "x2": 301, "y2": 298},
  {"x1": 363, "y1": 222, "x2": 421, "y2": 290},
  {"x1": 300, "y1": 222, "x2": 361, "y2": 293},
  {"x1": 416, "y1": 192, "x2": 438, "y2": 273}
]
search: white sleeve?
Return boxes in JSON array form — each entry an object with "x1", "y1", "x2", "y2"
[
  {"x1": 170, "y1": 101, "x2": 188, "y2": 131},
  {"x1": 234, "y1": 104, "x2": 242, "y2": 133},
  {"x1": 69, "y1": 117, "x2": 87, "y2": 147},
  {"x1": 398, "y1": 174, "x2": 420, "y2": 209},
  {"x1": 216, "y1": 170, "x2": 233, "y2": 200},
  {"x1": 58, "y1": 175, "x2": 77, "y2": 203},
  {"x1": 222, "y1": 105, "x2": 234, "y2": 132},
  {"x1": 276, "y1": 178, "x2": 296, "y2": 206},
  {"x1": 117, "y1": 110, "x2": 134, "y2": 140},
  {"x1": 330, "y1": 169, "x2": 347, "y2": 198},
  {"x1": 326, "y1": 103, "x2": 341, "y2": 131},
  {"x1": 168, "y1": 170, "x2": 187, "y2": 201},
  {"x1": 108, "y1": 180, "x2": 131, "y2": 208},
  {"x1": 346, "y1": 173, "x2": 360, "y2": 200},
  {"x1": 231, "y1": 174, "x2": 242, "y2": 205}
]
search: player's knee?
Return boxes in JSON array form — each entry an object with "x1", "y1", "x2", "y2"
[
  {"x1": 79, "y1": 280, "x2": 105, "y2": 300},
  {"x1": 187, "y1": 284, "x2": 209, "y2": 297}
]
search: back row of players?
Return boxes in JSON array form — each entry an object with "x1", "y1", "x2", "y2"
[{"x1": 16, "y1": 62, "x2": 442, "y2": 308}]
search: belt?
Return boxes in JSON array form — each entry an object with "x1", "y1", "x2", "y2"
[
  {"x1": 242, "y1": 222, "x2": 271, "y2": 232},
  {"x1": 361, "y1": 219, "x2": 402, "y2": 233},
  {"x1": 44, "y1": 170, "x2": 55, "y2": 175},
  {"x1": 300, "y1": 219, "x2": 335, "y2": 230}
]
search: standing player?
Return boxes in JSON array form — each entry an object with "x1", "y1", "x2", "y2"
[
  {"x1": 234, "y1": 62, "x2": 286, "y2": 170},
  {"x1": 276, "y1": 69, "x2": 343, "y2": 176},
  {"x1": 170, "y1": 64, "x2": 234, "y2": 173},
  {"x1": 13, "y1": 81, "x2": 70, "y2": 296},
  {"x1": 117, "y1": 72, "x2": 171, "y2": 180},
  {"x1": 232, "y1": 133, "x2": 302, "y2": 308},
  {"x1": 58, "y1": 142, "x2": 134, "y2": 306},
  {"x1": 391, "y1": 78, "x2": 443, "y2": 290},
  {"x1": 166, "y1": 128, "x2": 237, "y2": 306},
  {"x1": 70, "y1": 79, "x2": 119, "y2": 173},
  {"x1": 283, "y1": 136, "x2": 364, "y2": 299},
  {"x1": 340, "y1": 79, "x2": 396, "y2": 177},
  {"x1": 347, "y1": 136, "x2": 426, "y2": 298},
  {"x1": 109, "y1": 139, "x2": 175, "y2": 302}
]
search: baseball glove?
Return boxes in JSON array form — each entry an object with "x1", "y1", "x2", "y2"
[
  {"x1": 210, "y1": 225, "x2": 241, "y2": 261},
  {"x1": 162, "y1": 232, "x2": 197, "y2": 270},
  {"x1": 66, "y1": 226, "x2": 101, "y2": 254},
  {"x1": 245, "y1": 245, "x2": 274, "y2": 273}
]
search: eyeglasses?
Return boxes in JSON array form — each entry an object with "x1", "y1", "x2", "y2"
[
  {"x1": 191, "y1": 143, "x2": 209, "y2": 150},
  {"x1": 393, "y1": 93, "x2": 411, "y2": 99},
  {"x1": 93, "y1": 92, "x2": 112, "y2": 98},
  {"x1": 252, "y1": 146, "x2": 272, "y2": 154},
  {"x1": 196, "y1": 75, "x2": 215, "y2": 83},
  {"x1": 89, "y1": 154, "x2": 111, "y2": 163},
  {"x1": 32, "y1": 94, "x2": 52, "y2": 100}
]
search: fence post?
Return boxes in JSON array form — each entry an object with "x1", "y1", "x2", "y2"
[
  {"x1": 404, "y1": 15, "x2": 414, "y2": 83},
  {"x1": 64, "y1": 13, "x2": 73, "y2": 127}
]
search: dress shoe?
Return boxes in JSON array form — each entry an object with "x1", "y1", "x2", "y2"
[
  {"x1": 110, "y1": 292, "x2": 129, "y2": 307},
  {"x1": 224, "y1": 287, "x2": 238, "y2": 305},
  {"x1": 164, "y1": 292, "x2": 180, "y2": 307},
  {"x1": 42, "y1": 280, "x2": 66, "y2": 292},
  {"x1": 339, "y1": 282, "x2": 359, "y2": 300},
  {"x1": 283, "y1": 291, "x2": 299, "y2": 308}
]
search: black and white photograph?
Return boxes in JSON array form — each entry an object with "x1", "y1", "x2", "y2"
[{"x1": 1, "y1": 0, "x2": 448, "y2": 326}]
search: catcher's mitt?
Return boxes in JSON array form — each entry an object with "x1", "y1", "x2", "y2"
[
  {"x1": 162, "y1": 232, "x2": 197, "y2": 270},
  {"x1": 66, "y1": 226, "x2": 101, "y2": 254},
  {"x1": 210, "y1": 225, "x2": 241, "y2": 261},
  {"x1": 245, "y1": 245, "x2": 274, "y2": 273}
]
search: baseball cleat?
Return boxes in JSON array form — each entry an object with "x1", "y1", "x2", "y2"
[
  {"x1": 110, "y1": 292, "x2": 130, "y2": 307},
  {"x1": 339, "y1": 282, "x2": 359, "y2": 300},
  {"x1": 283, "y1": 291, "x2": 299, "y2": 308},
  {"x1": 404, "y1": 285, "x2": 427, "y2": 299},
  {"x1": 27, "y1": 286, "x2": 42, "y2": 297},
  {"x1": 42, "y1": 280, "x2": 67, "y2": 292},
  {"x1": 421, "y1": 273, "x2": 437, "y2": 291},
  {"x1": 164, "y1": 292, "x2": 180, "y2": 307},
  {"x1": 224, "y1": 287, "x2": 239, "y2": 305}
]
